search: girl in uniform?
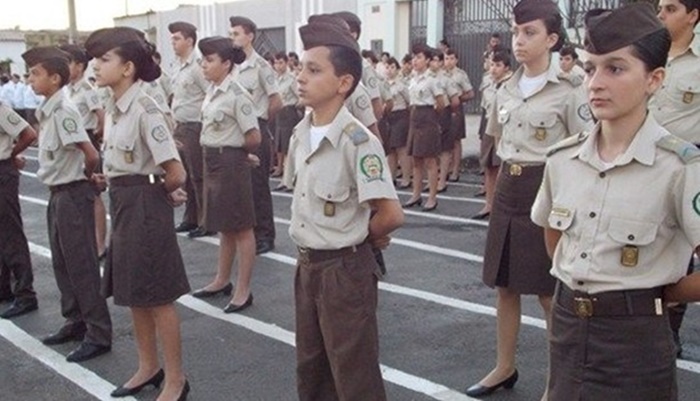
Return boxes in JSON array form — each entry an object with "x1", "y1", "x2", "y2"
[
  {"x1": 191, "y1": 36, "x2": 261, "y2": 314},
  {"x1": 465, "y1": 0, "x2": 592, "y2": 397},
  {"x1": 385, "y1": 57, "x2": 411, "y2": 188},
  {"x1": 271, "y1": 51, "x2": 302, "y2": 185},
  {"x1": 85, "y1": 27, "x2": 191, "y2": 401},
  {"x1": 532, "y1": 3, "x2": 699, "y2": 400}
]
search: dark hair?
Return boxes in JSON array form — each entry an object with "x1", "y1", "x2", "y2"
[
  {"x1": 412, "y1": 44, "x2": 434, "y2": 60},
  {"x1": 274, "y1": 51, "x2": 288, "y2": 63},
  {"x1": 402, "y1": 54, "x2": 412, "y2": 64},
  {"x1": 559, "y1": 46, "x2": 578, "y2": 60},
  {"x1": 233, "y1": 21, "x2": 256, "y2": 37},
  {"x1": 432, "y1": 51, "x2": 444, "y2": 62},
  {"x1": 288, "y1": 51, "x2": 299, "y2": 60},
  {"x1": 679, "y1": 0, "x2": 700, "y2": 26},
  {"x1": 361, "y1": 49, "x2": 379, "y2": 64},
  {"x1": 630, "y1": 29, "x2": 672, "y2": 71},
  {"x1": 387, "y1": 57, "x2": 400, "y2": 69},
  {"x1": 542, "y1": 11, "x2": 565, "y2": 52},
  {"x1": 491, "y1": 49, "x2": 512, "y2": 68},
  {"x1": 114, "y1": 41, "x2": 161, "y2": 82},
  {"x1": 39, "y1": 59, "x2": 70, "y2": 87},
  {"x1": 444, "y1": 49, "x2": 458, "y2": 58},
  {"x1": 439, "y1": 38, "x2": 450, "y2": 47},
  {"x1": 327, "y1": 45, "x2": 362, "y2": 99},
  {"x1": 153, "y1": 51, "x2": 162, "y2": 63},
  {"x1": 491, "y1": 32, "x2": 501, "y2": 39},
  {"x1": 381, "y1": 51, "x2": 390, "y2": 59},
  {"x1": 210, "y1": 47, "x2": 247, "y2": 73},
  {"x1": 176, "y1": 29, "x2": 197, "y2": 45}
]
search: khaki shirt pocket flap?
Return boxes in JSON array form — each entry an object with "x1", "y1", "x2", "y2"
[
  {"x1": 40, "y1": 138, "x2": 60, "y2": 152},
  {"x1": 608, "y1": 218, "x2": 658, "y2": 245},
  {"x1": 529, "y1": 113, "x2": 557, "y2": 128},
  {"x1": 313, "y1": 181, "x2": 350, "y2": 203},
  {"x1": 675, "y1": 81, "x2": 700, "y2": 94},
  {"x1": 115, "y1": 135, "x2": 136, "y2": 152},
  {"x1": 547, "y1": 207, "x2": 574, "y2": 230}
]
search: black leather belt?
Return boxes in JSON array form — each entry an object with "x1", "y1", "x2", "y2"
[
  {"x1": 556, "y1": 281, "x2": 665, "y2": 318},
  {"x1": 297, "y1": 242, "x2": 369, "y2": 264},
  {"x1": 203, "y1": 146, "x2": 244, "y2": 154},
  {"x1": 109, "y1": 174, "x2": 162, "y2": 187},
  {"x1": 502, "y1": 161, "x2": 543, "y2": 177},
  {"x1": 49, "y1": 179, "x2": 89, "y2": 193}
]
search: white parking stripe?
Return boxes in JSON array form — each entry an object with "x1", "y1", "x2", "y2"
[{"x1": 0, "y1": 320, "x2": 136, "y2": 401}]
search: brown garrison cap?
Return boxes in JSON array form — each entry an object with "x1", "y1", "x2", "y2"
[
  {"x1": 84, "y1": 27, "x2": 145, "y2": 58},
  {"x1": 168, "y1": 21, "x2": 196, "y2": 36},
  {"x1": 21, "y1": 46, "x2": 70, "y2": 67},
  {"x1": 229, "y1": 16, "x2": 257, "y2": 33},
  {"x1": 198, "y1": 36, "x2": 246, "y2": 64},
  {"x1": 332, "y1": 11, "x2": 361, "y2": 36},
  {"x1": 299, "y1": 16, "x2": 359, "y2": 53},
  {"x1": 58, "y1": 44, "x2": 91, "y2": 64},
  {"x1": 584, "y1": 3, "x2": 665, "y2": 55},
  {"x1": 513, "y1": 0, "x2": 560, "y2": 24},
  {"x1": 308, "y1": 13, "x2": 351, "y2": 31}
]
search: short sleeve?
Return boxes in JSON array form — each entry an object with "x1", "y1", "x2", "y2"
[
  {"x1": 282, "y1": 134, "x2": 298, "y2": 189},
  {"x1": 85, "y1": 88, "x2": 102, "y2": 112},
  {"x1": 430, "y1": 78, "x2": 445, "y2": 98},
  {"x1": 485, "y1": 93, "x2": 502, "y2": 138},
  {"x1": 259, "y1": 63, "x2": 280, "y2": 96},
  {"x1": 675, "y1": 161, "x2": 700, "y2": 248},
  {"x1": 235, "y1": 95, "x2": 259, "y2": 134},
  {"x1": 355, "y1": 136, "x2": 398, "y2": 204},
  {"x1": 460, "y1": 71, "x2": 474, "y2": 92},
  {"x1": 564, "y1": 85, "x2": 594, "y2": 136},
  {"x1": 362, "y1": 65, "x2": 382, "y2": 100},
  {"x1": 531, "y1": 161, "x2": 554, "y2": 228},
  {"x1": 54, "y1": 108, "x2": 90, "y2": 146},
  {"x1": 348, "y1": 89, "x2": 377, "y2": 128},
  {"x1": 140, "y1": 108, "x2": 180, "y2": 166},
  {"x1": 0, "y1": 104, "x2": 28, "y2": 138}
]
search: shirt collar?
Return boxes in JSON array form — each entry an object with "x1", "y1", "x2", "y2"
[
  {"x1": 507, "y1": 59, "x2": 560, "y2": 92},
  {"x1": 114, "y1": 80, "x2": 143, "y2": 115},
  {"x1": 212, "y1": 74, "x2": 233, "y2": 95},
  {"x1": 297, "y1": 106, "x2": 354, "y2": 152},
  {"x1": 37, "y1": 89, "x2": 65, "y2": 120},
  {"x1": 239, "y1": 50, "x2": 260, "y2": 71},
  {"x1": 179, "y1": 51, "x2": 197, "y2": 69},
  {"x1": 688, "y1": 34, "x2": 700, "y2": 57}
]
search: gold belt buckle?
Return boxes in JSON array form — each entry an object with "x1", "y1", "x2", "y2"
[
  {"x1": 574, "y1": 297, "x2": 593, "y2": 318},
  {"x1": 508, "y1": 163, "x2": 522, "y2": 176}
]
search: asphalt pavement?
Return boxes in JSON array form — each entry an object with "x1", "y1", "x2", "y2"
[{"x1": 3, "y1": 145, "x2": 700, "y2": 401}]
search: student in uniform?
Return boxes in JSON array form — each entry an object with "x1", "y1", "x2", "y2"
[
  {"x1": 532, "y1": 4, "x2": 699, "y2": 399},
  {"x1": 190, "y1": 36, "x2": 261, "y2": 313},
  {"x1": 21, "y1": 46, "x2": 112, "y2": 362},
  {"x1": 653, "y1": 0, "x2": 700, "y2": 356},
  {"x1": 443, "y1": 49, "x2": 475, "y2": 183},
  {"x1": 430, "y1": 51, "x2": 461, "y2": 194},
  {"x1": 402, "y1": 44, "x2": 445, "y2": 212},
  {"x1": 284, "y1": 17, "x2": 404, "y2": 401},
  {"x1": 271, "y1": 51, "x2": 302, "y2": 183},
  {"x1": 0, "y1": 101, "x2": 38, "y2": 319},
  {"x1": 558, "y1": 46, "x2": 585, "y2": 82},
  {"x1": 59, "y1": 44, "x2": 109, "y2": 260},
  {"x1": 385, "y1": 57, "x2": 411, "y2": 188},
  {"x1": 85, "y1": 27, "x2": 190, "y2": 400},
  {"x1": 465, "y1": 0, "x2": 592, "y2": 397},
  {"x1": 229, "y1": 16, "x2": 282, "y2": 255}
]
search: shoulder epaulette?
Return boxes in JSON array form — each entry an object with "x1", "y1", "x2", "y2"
[
  {"x1": 342, "y1": 122, "x2": 369, "y2": 146},
  {"x1": 547, "y1": 131, "x2": 588, "y2": 157},
  {"x1": 656, "y1": 135, "x2": 700, "y2": 164},
  {"x1": 138, "y1": 96, "x2": 160, "y2": 114},
  {"x1": 557, "y1": 72, "x2": 583, "y2": 87},
  {"x1": 232, "y1": 82, "x2": 244, "y2": 96}
]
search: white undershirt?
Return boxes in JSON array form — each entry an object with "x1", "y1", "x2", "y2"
[
  {"x1": 309, "y1": 123, "x2": 331, "y2": 152},
  {"x1": 518, "y1": 72, "x2": 548, "y2": 98}
]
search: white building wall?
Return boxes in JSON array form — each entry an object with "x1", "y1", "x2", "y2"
[{"x1": 0, "y1": 40, "x2": 27, "y2": 75}]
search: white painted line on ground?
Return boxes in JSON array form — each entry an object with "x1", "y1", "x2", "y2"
[{"x1": 0, "y1": 320, "x2": 136, "y2": 401}]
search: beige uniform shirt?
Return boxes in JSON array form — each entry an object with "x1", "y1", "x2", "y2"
[
  {"x1": 362, "y1": 59, "x2": 382, "y2": 101},
  {"x1": 345, "y1": 84, "x2": 377, "y2": 128},
  {"x1": 649, "y1": 34, "x2": 700, "y2": 143},
  {"x1": 445, "y1": 67, "x2": 474, "y2": 95},
  {"x1": 0, "y1": 103, "x2": 28, "y2": 160},
  {"x1": 170, "y1": 51, "x2": 208, "y2": 123},
  {"x1": 142, "y1": 80, "x2": 171, "y2": 114},
  {"x1": 232, "y1": 51, "x2": 279, "y2": 121},
  {"x1": 103, "y1": 81, "x2": 180, "y2": 178},
  {"x1": 200, "y1": 75, "x2": 259, "y2": 148},
  {"x1": 36, "y1": 90, "x2": 91, "y2": 186},
  {"x1": 531, "y1": 116, "x2": 700, "y2": 294},
  {"x1": 277, "y1": 71, "x2": 299, "y2": 107},
  {"x1": 157, "y1": 69, "x2": 173, "y2": 99},
  {"x1": 559, "y1": 64, "x2": 586, "y2": 83},
  {"x1": 388, "y1": 78, "x2": 409, "y2": 111},
  {"x1": 409, "y1": 70, "x2": 444, "y2": 106},
  {"x1": 283, "y1": 106, "x2": 398, "y2": 249},
  {"x1": 433, "y1": 70, "x2": 460, "y2": 101},
  {"x1": 66, "y1": 77, "x2": 102, "y2": 130},
  {"x1": 487, "y1": 62, "x2": 593, "y2": 164}
]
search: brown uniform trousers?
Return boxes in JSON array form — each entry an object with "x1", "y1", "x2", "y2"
[
  {"x1": 48, "y1": 180, "x2": 111, "y2": 346},
  {"x1": 0, "y1": 160, "x2": 35, "y2": 301},
  {"x1": 174, "y1": 122, "x2": 204, "y2": 227},
  {"x1": 295, "y1": 243, "x2": 386, "y2": 401},
  {"x1": 253, "y1": 118, "x2": 275, "y2": 242}
]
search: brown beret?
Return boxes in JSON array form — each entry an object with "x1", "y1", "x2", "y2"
[
  {"x1": 168, "y1": 21, "x2": 197, "y2": 36},
  {"x1": 584, "y1": 3, "x2": 665, "y2": 55},
  {"x1": 299, "y1": 18, "x2": 359, "y2": 54},
  {"x1": 513, "y1": 0, "x2": 560, "y2": 25},
  {"x1": 332, "y1": 11, "x2": 361, "y2": 35},
  {"x1": 198, "y1": 36, "x2": 246, "y2": 64},
  {"x1": 58, "y1": 44, "x2": 91, "y2": 64},
  {"x1": 229, "y1": 16, "x2": 257, "y2": 34},
  {"x1": 84, "y1": 27, "x2": 145, "y2": 58},
  {"x1": 22, "y1": 46, "x2": 70, "y2": 67}
]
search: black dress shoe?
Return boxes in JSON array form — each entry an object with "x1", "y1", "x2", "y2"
[
  {"x1": 256, "y1": 240, "x2": 274, "y2": 255},
  {"x1": 402, "y1": 198, "x2": 422, "y2": 208},
  {"x1": 448, "y1": 175, "x2": 460, "y2": 182},
  {"x1": 0, "y1": 294, "x2": 14, "y2": 304},
  {"x1": 66, "y1": 342, "x2": 111, "y2": 363},
  {"x1": 422, "y1": 202, "x2": 438, "y2": 212},
  {"x1": 187, "y1": 226, "x2": 215, "y2": 238},
  {"x1": 437, "y1": 186, "x2": 447, "y2": 193},
  {"x1": 465, "y1": 369, "x2": 518, "y2": 397},
  {"x1": 111, "y1": 369, "x2": 164, "y2": 397},
  {"x1": 175, "y1": 222, "x2": 198, "y2": 233},
  {"x1": 471, "y1": 211, "x2": 490, "y2": 220},
  {"x1": 177, "y1": 380, "x2": 190, "y2": 401},
  {"x1": 42, "y1": 325, "x2": 87, "y2": 345},
  {"x1": 191, "y1": 282, "x2": 233, "y2": 299},
  {"x1": 0, "y1": 299, "x2": 38, "y2": 319},
  {"x1": 224, "y1": 294, "x2": 253, "y2": 313},
  {"x1": 474, "y1": 190, "x2": 486, "y2": 197}
]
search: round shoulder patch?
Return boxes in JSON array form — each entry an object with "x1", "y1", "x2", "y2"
[
  {"x1": 355, "y1": 94, "x2": 370, "y2": 111},
  {"x1": 265, "y1": 74, "x2": 275, "y2": 86},
  {"x1": 151, "y1": 125, "x2": 169, "y2": 143},
  {"x1": 368, "y1": 76, "x2": 378, "y2": 89},
  {"x1": 693, "y1": 192, "x2": 700, "y2": 216},
  {"x1": 577, "y1": 104, "x2": 593, "y2": 122},
  {"x1": 62, "y1": 118, "x2": 78, "y2": 134},
  {"x1": 241, "y1": 103, "x2": 253, "y2": 116},
  {"x1": 360, "y1": 154, "x2": 384, "y2": 183},
  {"x1": 7, "y1": 113, "x2": 21, "y2": 125}
]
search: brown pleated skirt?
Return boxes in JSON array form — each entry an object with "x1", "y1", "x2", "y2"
[
  {"x1": 453, "y1": 107, "x2": 466, "y2": 139},
  {"x1": 388, "y1": 109, "x2": 409, "y2": 149},
  {"x1": 103, "y1": 182, "x2": 190, "y2": 307},
  {"x1": 202, "y1": 147, "x2": 256, "y2": 233},
  {"x1": 479, "y1": 131, "x2": 501, "y2": 168},
  {"x1": 407, "y1": 106, "x2": 441, "y2": 158},
  {"x1": 275, "y1": 105, "x2": 303, "y2": 154},
  {"x1": 549, "y1": 283, "x2": 677, "y2": 401},
  {"x1": 481, "y1": 163, "x2": 554, "y2": 295}
]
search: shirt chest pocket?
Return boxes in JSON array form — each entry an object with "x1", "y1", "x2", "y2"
[
  {"x1": 528, "y1": 113, "x2": 561, "y2": 144},
  {"x1": 547, "y1": 207, "x2": 575, "y2": 231},
  {"x1": 210, "y1": 110, "x2": 234, "y2": 131},
  {"x1": 608, "y1": 218, "x2": 659, "y2": 267},
  {"x1": 114, "y1": 132, "x2": 139, "y2": 165},
  {"x1": 39, "y1": 134, "x2": 60, "y2": 159},
  {"x1": 673, "y1": 81, "x2": 700, "y2": 108},
  {"x1": 312, "y1": 180, "x2": 352, "y2": 221}
]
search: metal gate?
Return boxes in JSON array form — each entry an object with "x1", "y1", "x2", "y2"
[
  {"x1": 410, "y1": 0, "x2": 428, "y2": 47},
  {"x1": 568, "y1": 0, "x2": 659, "y2": 28},
  {"x1": 253, "y1": 27, "x2": 285, "y2": 57}
]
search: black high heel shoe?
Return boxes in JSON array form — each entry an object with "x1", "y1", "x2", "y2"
[
  {"x1": 422, "y1": 201, "x2": 438, "y2": 212},
  {"x1": 464, "y1": 369, "x2": 518, "y2": 397},
  {"x1": 223, "y1": 294, "x2": 254, "y2": 313},
  {"x1": 111, "y1": 369, "x2": 165, "y2": 397},
  {"x1": 177, "y1": 380, "x2": 190, "y2": 401},
  {"x1": 402, "y1": 198, "x2": 422, "y2": 208},
  {"x1": 191, "y1": 282, "x2": 233, "y2": 299}
]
